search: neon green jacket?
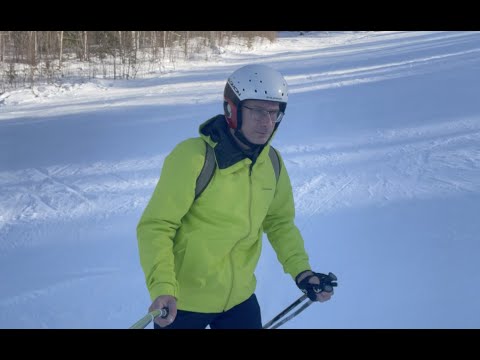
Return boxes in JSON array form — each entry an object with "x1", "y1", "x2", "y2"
[{"x1": 137, "y1": 116, "x2": 311, "y2": 312}]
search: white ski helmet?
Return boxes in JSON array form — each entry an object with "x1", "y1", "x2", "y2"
[{"x1": 223, "y1": 64, "x2": 288, "y2": 129}]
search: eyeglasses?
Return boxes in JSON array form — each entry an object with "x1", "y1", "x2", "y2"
[{"x1": 242, "y1": 105, "x2": 284, "y2": 123}]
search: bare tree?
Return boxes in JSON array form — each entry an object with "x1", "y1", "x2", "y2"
[
  {"x1": 163, "y1": 31, "x2": 167, "y2": 59},
  {"x1": 82, "y1": 31, "x2": 88, "y2": 61},
  {"x1": 0, "y1": 31, "x2": 6, "y2": 62},
  {"x1": 184, "y1": 31, "x2": 189, "y2": 59},
  {"x1": 28, "y1": 31, "x2": 38, "y2": 66},
  {"x1": 58, "y1": 31, "x2": 64, "y2": 69}
]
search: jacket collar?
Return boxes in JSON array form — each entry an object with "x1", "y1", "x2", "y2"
[{"x1": 200, "y1": 115, "x2": 272, "y2": 170}]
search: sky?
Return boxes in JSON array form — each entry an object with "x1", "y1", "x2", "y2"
[{"x1": 0, "y1": 31, "x2": 479, "y2": 329}]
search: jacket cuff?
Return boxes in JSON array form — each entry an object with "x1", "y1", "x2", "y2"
[
  {"x1": 295, "y1": 269, "x2": 314, "y2": 284},
  {"x1": 288, "y1": 263, "x2": 311, "y2": 282}
]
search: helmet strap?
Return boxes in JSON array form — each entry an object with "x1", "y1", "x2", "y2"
[{"x1": 233, "y1": 105, "x2": 258, "y2": 149}]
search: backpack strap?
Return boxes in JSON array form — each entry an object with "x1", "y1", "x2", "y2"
[
  {"x1": 269, "y1": 146, "x2": 281, "y2": 184},
  {"x1": 195, "y1": 142, "x2": 216, "y2": 200}
]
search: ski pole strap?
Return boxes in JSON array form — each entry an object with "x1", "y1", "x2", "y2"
[
  {"x1": 297, "y1": 272, "x2": 338, "y2": 301},
  {"x1": 129, "y1": 308, "x2": 169, "y2": 329},
  {"x1": 263, "y1": 294, "x2": 310, "y2": 329}
]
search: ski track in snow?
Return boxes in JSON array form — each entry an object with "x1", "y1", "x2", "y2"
[
  {"x1": 0, "y1": 154, "x2": 167, "y2": 248},
  {"x1": 286, "y1": 116, "x2": 480, "y2": 215},
  {"x1": 0, "y1": 267, "x2": 119, "y2": 308},
  {"x1": 0, "y1": 266, "x2": 145, "y2": 329},
  {"x1": 1, "y1": 115, "x2": 479, "y2": 252}
]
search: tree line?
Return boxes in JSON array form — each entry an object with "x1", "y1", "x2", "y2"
[{"x1": 0, "y1": 31, "x2": 277, "y2": 92}]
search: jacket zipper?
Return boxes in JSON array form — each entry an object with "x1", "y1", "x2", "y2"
[{"x1": 224, "y1": 163, "x2": 254, "y2": 311}]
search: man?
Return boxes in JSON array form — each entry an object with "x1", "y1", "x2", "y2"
[{"x1": 136, "y1": 64, "x2": 335, "y2": 329}]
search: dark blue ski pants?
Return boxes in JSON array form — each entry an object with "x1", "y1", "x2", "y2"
[{"x1": 153, "y1": 293, "x2": 262, "y2": 329}]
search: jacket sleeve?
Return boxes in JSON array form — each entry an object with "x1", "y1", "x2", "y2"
[
  {"x1": 263, "y1": 151, "x2": 311, "y2": 280},
  {"x1": 136, "y1": 139, "x2": 204, "y2": 301}
]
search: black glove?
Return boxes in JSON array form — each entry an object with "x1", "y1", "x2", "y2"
[{"x1": 296, "y1": 271, "x2": 338, "y2": 301}]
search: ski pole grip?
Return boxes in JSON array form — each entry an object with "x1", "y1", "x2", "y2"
[
  {"x1": 150, "y1": 307, "x2": 169, "y2": 320},
  {"x1": 157, "y1": 307, "x2": 169, "y2": 318}
]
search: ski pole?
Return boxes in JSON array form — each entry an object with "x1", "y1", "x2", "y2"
[
  {"x1": 263, "y1": 272, "x2": 338, "y2": 329},
  {"x1": 263, "y1": 294, "x2": 309, "y2": 329},
  {"x1": 268, "y1": 299, "x2": 313, "y2": 329},
  {"x1": 129, "y1": 308, "x2": 169, "y2": 329}
]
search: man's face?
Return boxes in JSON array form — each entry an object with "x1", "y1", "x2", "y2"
[{"x1": 240, "y1": 100, "x2": 281, "y2": 145}]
